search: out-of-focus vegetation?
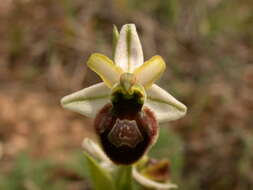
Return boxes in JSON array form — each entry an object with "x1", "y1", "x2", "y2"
[{"x1": 0, "y1": 0, "x2": 253, "y2": 189}]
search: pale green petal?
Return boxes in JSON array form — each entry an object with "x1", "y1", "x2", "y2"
[
  {"x1": 87, "y1": 53, "x2": 123, "y2": 88},
  {"x1": 133, "y1": 167, "x2": 178, "y2": 189},
  {"x1": 114, "y1": 24, "x2": 144, "y2": 73},
  {"x1": 134, "y1": 56, "x2": 166, "y2": 89},
  {"x1": 61, "y1": 83, "x2": 110, "y2": 118},
  {"x1": 145, "y1": 84, "x2": 187, "y2": 123}
]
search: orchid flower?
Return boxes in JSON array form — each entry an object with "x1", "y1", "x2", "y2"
[
  {"x1": 82, "y1": 138, "x2": 178, "y2": 190},
  {"x1": 61, "y1": 24, "x2": 187, "y2": 165}
]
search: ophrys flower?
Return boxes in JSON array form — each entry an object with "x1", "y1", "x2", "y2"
[
  {"x1": 82, "y1": 138, "x2": 178, "y2": 190},
  {"x1": 61, "y1": 24, "x2": 187, "y2": 164}
]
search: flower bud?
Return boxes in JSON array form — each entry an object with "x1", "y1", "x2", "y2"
[{"x1": 140, "y1": 158, "x2": 171, "y2": 182}]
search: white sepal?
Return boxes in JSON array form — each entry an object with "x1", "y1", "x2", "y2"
[
  {"x1": 82, "y1": 138, "x2": 112, "y2": 163},
  {"x1": 114, "y1": 24, "x2": 144, "y2": 73},
  {"x1": 61, "y1": 83, "x2": 110, "y2": 118},
  {"x1": 132, "y1": 167, "x2": 178, "y2": 190},
  {"x1": 145, "y1": 84, "x2": 187, "y2": 123},
  {"x1": 82, "y1": 138, "x2": 114, "y2": 172}
]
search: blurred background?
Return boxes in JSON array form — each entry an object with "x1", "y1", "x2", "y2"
[{"x1": 0, "y1": 0, "x2": 253, "y2": 189}]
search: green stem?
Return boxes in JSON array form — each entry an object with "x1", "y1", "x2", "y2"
[{"x1": 115, "y1": 165, "x2": 133, "y2": 190}]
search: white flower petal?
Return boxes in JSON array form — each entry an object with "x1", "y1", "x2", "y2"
[
  {"x1": 134, "y1": 56, "x2": 166, "y2": 89},
  {"x1": 145, "y1": 84, "x2": 187, "y2": 123},
  {"x1": 82, "y1": 138, "x2": 112, "y2": 163},
  {"x1": 133, "y1": 167, "x2": 178, "y2": 190},
  {"x1": 114, "y1": 24, "x2": 144, "y2": 73},
  {"x1": 61, "y1": 83, "x2": 110, "y2": 118},
  {"x1": 87, "y1": 53, "x2": 123, "y2": 88}
]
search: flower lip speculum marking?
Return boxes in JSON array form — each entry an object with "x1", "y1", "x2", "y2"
[
  {"x1": 94, "y1": 103, "x2": 158, "y2": 165},
  {"x1": 107, "y1": 119, "x2": 144, "y2": 148}
]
